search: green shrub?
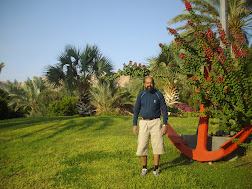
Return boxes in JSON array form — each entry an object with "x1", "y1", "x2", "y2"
[
  {"x1": 34, "y1": 89, "x2": 63, "y2": 116},
  {"x1": 47, "y1": 96, "x2": 79, "y2": 116},
  {"x1": 0, "y1": 96, "x2": 9, "y2": 119}
]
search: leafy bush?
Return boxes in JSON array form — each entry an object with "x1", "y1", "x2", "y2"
[
  {"x1": 0, "y1": 96, "x2": 9, "y2": 119},
  {"x1": 34, "y1": 89, "x2": 63, "y2": 116},
  {"x1": 166, "y1": 1, "x2": 251, "y2": 132},
  {"x1": 90, "y1": 80, "x2": 134, "y2": 116},
  {"x1": 0, "y1": 88, "x2": 25, "y2": 119},
  {"x1": 118, "y1": 61, "x2": 150, "y2": 77},
  {"x1": 47, "y1": 96, "x2": 79, "y2": 116}
]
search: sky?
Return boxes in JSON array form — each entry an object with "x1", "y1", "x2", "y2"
[{"x1": 0, "y1": 0, "x2": 185, "y2": 82}]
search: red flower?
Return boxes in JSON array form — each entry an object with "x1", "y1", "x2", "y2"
[
  {"x1": 217, "y1": 46, "x2": 224, "y2": 55},
  {"x1": 217, "y1": 76, "x2": 223, "y2": 83},
  {"x1": 159, "y1": 43, "x2": 163, "y2": 47},
  {"x1": 134, "y1": 64, "x2": 137, "y2": 68},
  {"x1": 170, "y1": 64, "x2": 174, "y2": 67},
  {"x1": 242, "y1": 49, "x2": 248, "y2": 57},
  {"x1": 123, "y1": 63, "x2": 126, "y2": 66},
  {"x1": 153, "y1": 68, "x2": 156, "y2": 71},
  {"x1": 185, "y1": 0, "x2": 192, "y2": 11},
  {"x1": 205, "y1": 47, "x2": 213, "y2": 59},
  {"x1": 139, "y1": 63, "x2": 141, "y2": 66},
  {"x1": 179, "y1": 53, "x2": 187, "y2": 59},
  {"x1": 206, "y1": 28, "x2": 214, "y2": 38},
  {"x1": 129, "y1": 60, "x2": 132, "y2": 63},
  {"x1": 142, "y1": 65, "x2": 146, "y2": 67},
  {"x1": 188, "y1": 20, "x2": 194, "y2": 25},
  {"x1": 190, "y1": 76, "x2": 198, "y2": 81},
  {"x1": 168, "y1": 28, "x2": 177, "y2": 34}
]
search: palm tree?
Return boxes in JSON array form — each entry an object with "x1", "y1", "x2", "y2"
[
  {"x1": 4, "y1": 77, "x2": 46, "y2": 116},
  {"x1": 168, "y1": 0, "x2": 252, "y2": 45},
  {"x1": 149, "y1": 44, "x2": 182, "y2": 107},
  {"x1": 90, "y1": 81, "x2": 115, "y2": 114},
  {"x1": 228, "y1": 0, "x2": 252, "y2": 47},
  {"x1": 149, "y1": 43, "x2": 201, "y2": 110},
  {"x1": 0, "y1": 62, "x2": 4, "y2": 73},
  {"x1": 90, "y1": 80, "x2": 134, "y2": 115},
  {"x1": 45, "y1": 44, "x2": 113, "y2": 116}
]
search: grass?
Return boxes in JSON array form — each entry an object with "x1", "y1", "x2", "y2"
[{"x1": 0, "y1": 116, "x2": 251, "y2": 188}]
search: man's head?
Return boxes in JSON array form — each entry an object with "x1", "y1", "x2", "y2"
[{"x1": 144, "y1": 76, "x2": 154, "y2": 92}]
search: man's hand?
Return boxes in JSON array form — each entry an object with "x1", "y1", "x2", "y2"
[
  {"x1": 162, "y1": 125, "x2": 168, "y2": 135},
  {"x1": 133, "y1": 125, "x2": 138, "y2": 135}
]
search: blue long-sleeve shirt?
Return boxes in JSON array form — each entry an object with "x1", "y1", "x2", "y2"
[{"x1": 133, "y1": 89, "x2": 168, "y2": 126}]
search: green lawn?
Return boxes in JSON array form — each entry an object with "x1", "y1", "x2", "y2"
[{"x1": 0, "y1": 116, "x2": 251, "y2": 188}]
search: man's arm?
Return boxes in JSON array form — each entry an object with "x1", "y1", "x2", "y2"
[
  {"x1": 133, "y1": 93, "x2": 141, "y2": 135},
  {"x1": 159, "y1": 91, "x2": 168, "y2": 135},
  {"x1": 159, "y1": 92, "x2": 168, "y2": 125}
]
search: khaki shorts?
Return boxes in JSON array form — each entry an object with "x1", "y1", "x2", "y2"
[{"x1": 136, "y1": 118, "x2": 166, "y2": 156}]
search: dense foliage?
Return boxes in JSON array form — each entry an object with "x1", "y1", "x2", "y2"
[
  {"x1": 34, "y1": 89, "x2": 63, "y2": 116},
  {"x1": 45, "y1": 45, "x2": 113, "y2": 117},
  {"x1": 166, "y1": 0, "x2": 251, "y2": 132},
  {"x1": 0, "y1": 96, "x2": 9, "y2": 119},
  {"x1": 47, "y1": 96, "x2": 79, "y2": 116},
  {"x1": 118, "y1": 61, "x2": 150, "y2": 77},
  {"x1": 90, "y1": 80, "x2": 134, "y2": 115}
]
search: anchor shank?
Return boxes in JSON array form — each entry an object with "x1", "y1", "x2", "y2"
[{"x1": 196, "y1": 116, "x2": 209, "y2": 151}]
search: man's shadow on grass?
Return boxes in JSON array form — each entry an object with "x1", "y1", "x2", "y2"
[{"x1": 158, "y1": 153, "x2": 193, "y2": 172}]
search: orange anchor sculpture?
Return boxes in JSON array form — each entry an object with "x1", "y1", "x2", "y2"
[{"x1": 166, "y1": 62, "x2": 252, "y2": 162}]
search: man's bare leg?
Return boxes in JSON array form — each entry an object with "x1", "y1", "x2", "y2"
[
  {"x1": 153, "y1": 154, "x2": 160, "y2": 176},
  {"x1": 139, "y1": 156, "x2": 148, "y2": 176},
  {"x1": 141, "y1": 156, "x2": 147, "y2": 167},
  {"x1": 154, "y1": 154, "x2": 160, "y2": 166}
]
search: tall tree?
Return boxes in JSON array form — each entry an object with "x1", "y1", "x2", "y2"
[
  {"x1": 45, "y1": 44, "x2": 113, "y2": 116},
  {"x1": 149, "y1": 44, "x2": 182, "y2": 107},
  {"x1": 168, "y1": 0, "x2": 252, "y2": 45}
]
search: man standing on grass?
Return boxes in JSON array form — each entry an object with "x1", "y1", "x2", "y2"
[{"x1": 133, "y1": 76, "x2": 168, "y2": 177}]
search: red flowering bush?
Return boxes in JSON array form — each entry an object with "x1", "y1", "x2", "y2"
[
  {"x1": 165, "y1": 0, "x2": 252, "y2": 132},
  {"x1": 34, "y1": 89, "x2": 63, "y2": 116},
  {"x1": 118, "y1": 60, "x2": 150, "y2": 77}
]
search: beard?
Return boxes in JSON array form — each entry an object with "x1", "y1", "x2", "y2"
[{"x1": 146, "y1": 86, "x2": 154, "y2": 92}]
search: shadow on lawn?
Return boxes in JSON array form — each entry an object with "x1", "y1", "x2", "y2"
[
  {"x1": 1, "y1": 117, "x2": 77, "y2": 142},
  {"x1": 32, "y1": 116, "x2": 123, "y2": 142},
  {"x1": 45, "y1": 116, "x2": 117, "y2": 139},
  {"x1": 2, "y1": 116, "x2": 122, "y2": 143},
  {"x1": 159, "y1": 153, "x2": 193, "y2": 172},
  {"x1": 0, "y1": 116, "x2": 75, "y2": 130}
]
